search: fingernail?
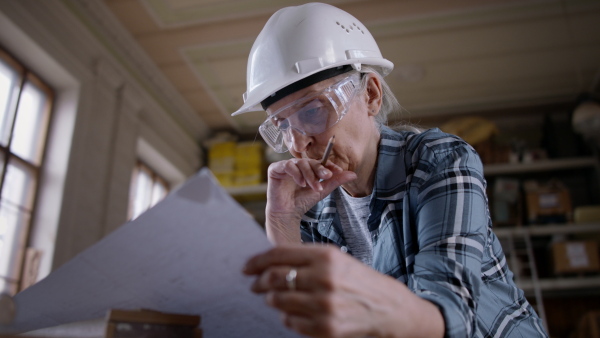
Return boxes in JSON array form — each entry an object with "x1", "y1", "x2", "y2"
[{"x1": 320, "y1": 169, "x2": 329, "y2": 177}]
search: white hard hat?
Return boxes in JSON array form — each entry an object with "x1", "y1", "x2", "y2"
[{"x1": 231, "y1": 2, "x2": 393, "y2": 116}]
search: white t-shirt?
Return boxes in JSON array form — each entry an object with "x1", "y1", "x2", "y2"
[{"x1": 334, "y1": 187, "x2": 373, "y2": 266}]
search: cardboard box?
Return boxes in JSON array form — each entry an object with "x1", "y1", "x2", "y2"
[
  {"x1": 525, "y1": 181, "x2": 572, "y2": 224},
  {"x1": 552, "y1": 241, "x2": 600, "y2": 274}
]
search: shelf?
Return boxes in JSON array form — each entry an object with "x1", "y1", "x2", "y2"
[
  {"x1": 518, "y1": 276, "x2": 600, "y2": 293},
  {"x1": 494, "y1": 222, "x2": 600, "y2": 237},
  {"x1": 225, "y1": 183, "x2": 268, "y2": 197},
  {"x1": 223, "y1": 157, "x2": 599, "y2": 196},
  {"x1": 483, "y1": 157, "x2": 597, "y2": 176}
]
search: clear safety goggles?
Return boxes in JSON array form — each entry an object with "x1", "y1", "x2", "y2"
[{"x1": 259, "y1": 73, "x2": 361, "y2": 153}]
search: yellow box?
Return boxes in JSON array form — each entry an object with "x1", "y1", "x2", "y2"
[
  {"x1": 209, "y1": 141, "x2": 236, "y2": 158},
  {"x1": 214, "y1": 172, "x2": 235, "y2": 187},
  {"x1": 209, "y1": 157, "x2": 235, "y2": 173},
  {"x1": 209, "y1": 142, "x2": 237, "y2": 174},
  {"x1": 235, "y1": 142, "x2": 263, "y2": 167}
]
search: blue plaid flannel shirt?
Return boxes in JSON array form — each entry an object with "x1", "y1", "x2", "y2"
[{"x1": 300, "y1": 126, "x2": 548, "y2": 337}]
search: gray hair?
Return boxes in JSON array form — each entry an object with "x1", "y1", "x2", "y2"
[
  {"x1": 357, "y1": 66, "x2": 423, "y2": 133},
  {"x1": 357, "y1": 66, "x2": 400, "y2": 127}
]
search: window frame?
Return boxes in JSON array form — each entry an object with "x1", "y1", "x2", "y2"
[
  {"x1": 0, "y1": 47, "x2": 54, "y2": 294},
  {"x1": 128, "y1": 160, "x2": 170, "y2": 221}
]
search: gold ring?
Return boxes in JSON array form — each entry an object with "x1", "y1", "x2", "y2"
[{"x1": 285, "y1": 268, "x2": 297, "y2": 291}]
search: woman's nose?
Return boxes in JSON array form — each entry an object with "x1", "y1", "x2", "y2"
[{"x1": 287, "y1": 128, "x2": 311, "y2": 154}]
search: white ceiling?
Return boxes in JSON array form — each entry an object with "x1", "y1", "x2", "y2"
[{"x1": 100, "y1": 0, "x2": 600, "y2": 135}]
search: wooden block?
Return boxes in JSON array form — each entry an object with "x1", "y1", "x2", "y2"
[
  {"x1": 21, "y1": 309, "x2": 202, "y2": 338},
  {"x1": 108, "y1": 309, "x2": 200, "y2": 326}
]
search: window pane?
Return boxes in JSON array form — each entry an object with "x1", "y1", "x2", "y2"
[
  {"x1": 1, "y1": 159, "x2": 37, "y2": 211},
  {"x1": 0, "y1": 60, "x2": 19, "y2": 147},
  {"x1": 11, "y1": 81, "x2": 48, "y2": 164},
  {"x1": 0, "y1": 199, "x2": 32, "y2": 295},
  {"x1": 0, "y1": 159, "x2": 36, "y2": 295},
  {"x1": 131, "y1": 168, "x2": 152, "y2": 219},
  {"x1": 150, "y1": 180, "x2": 167, "y2": 207}
]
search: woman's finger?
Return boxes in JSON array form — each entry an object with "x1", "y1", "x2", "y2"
[
  {"x1": 323, "y1": 160, "x2": 343, "y2": 172},
  {"x1": 272, "y1": 158, "x2": 338, "y2": 193},
  {"x1": 244, "y1": 245, "x2": 332, "y2": 274},
  {"x1": 270, "y1": 160, "x2": 306, "y2": 187},
  {"x1": 283, "y1": 313, "x2": 330, "y2": 338},
  {"x1": 267, "y1": 290, "x2": 330, "y2": 316},
  {"x1": 251, "y1": 266, "x2": 308, "y2": 293},
  {"x1": 310, "y1": 161, "x2": 335, "y2": 181},
  {"x1": 290, "y1": 158, "x2": 322, "y2": 191}
]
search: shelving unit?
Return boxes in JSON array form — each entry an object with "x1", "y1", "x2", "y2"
[
  {"x1": 484, "y1": 156, "x2": 598, "y2": 176},
  {"x1": 225, "y1": 183, "x2": 268, "y2": 197},
  {"x1": 518, "y1": 275, "x2": 600, "y2": 293},
  {"x1": 226, "y1": 156, "x2": 599, "y2": 196},
  {"x1": 225, "y1": 156, "x2": 600, "y2": 228},
  {"x1": 484, "y1": 154, "x2": 600, "y2": 335},
  {"x1": 494, "y1": 222, "x2": 600, "y2": 333},
  {"x1": 494, "y1": 222, "x2": 600, "y2": 237}
]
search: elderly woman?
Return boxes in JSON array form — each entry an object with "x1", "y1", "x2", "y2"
[{"x1": 235, "y1": 3, "x2": 547, "y2": 338}]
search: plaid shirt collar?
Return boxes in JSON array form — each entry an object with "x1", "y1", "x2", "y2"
[{"x1": 302, "y1": 126, "x2": 414, "y2": 239}]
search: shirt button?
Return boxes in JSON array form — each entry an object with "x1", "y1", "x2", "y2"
[{"x1": 340, "y1": 246, "x2": 348, "y2": 253}]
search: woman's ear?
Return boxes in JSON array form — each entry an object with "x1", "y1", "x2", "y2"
[{"x1": 365, "y1": 74, "x2": 383, "y2": 117}]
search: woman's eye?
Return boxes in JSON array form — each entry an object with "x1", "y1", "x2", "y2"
[
  {"x1": 298, "y1": 107, "x2": 325, "y2": 125},
  {"x1": 275, "y1": 118, "x2": 289, "y2": 130}
]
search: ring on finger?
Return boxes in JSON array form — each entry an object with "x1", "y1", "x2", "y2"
[{"x1": 285, "y1": 268, "x2": 297, "y2": 291}]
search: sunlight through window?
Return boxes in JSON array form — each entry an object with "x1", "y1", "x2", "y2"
[
  {"x1": 129, "y1": 162, "x2": 169, "y2": 220},
  {"x1": 0, "y1": 50, "x2": 53, "y2": 295}
]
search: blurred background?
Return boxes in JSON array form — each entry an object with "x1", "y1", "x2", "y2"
[{"x1": 0, "y1": 1, "x2": 599, "y2": 336}]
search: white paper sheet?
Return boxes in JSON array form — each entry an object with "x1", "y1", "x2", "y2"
[{"x1": 0, "y1": 168, "x2": 299, "y2": 337}]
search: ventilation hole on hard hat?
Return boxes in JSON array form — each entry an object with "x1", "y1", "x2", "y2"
[
  {"x1": 341, "y1": 25, "x2": 345, "y2": 29},
  {"x1": 346, "y1": 29, "x2": 349, "y2": 33},
  {"x1": 336, "y1": 21, "x2": 340, "y2": 25}
]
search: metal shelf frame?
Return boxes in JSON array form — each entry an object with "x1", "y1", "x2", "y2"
[{"x1": 495, "y1": 222, "x2": 600, "y2": 335}]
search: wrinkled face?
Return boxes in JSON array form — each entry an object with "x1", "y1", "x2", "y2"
[{"x1": 264, "y1": 73, "x2": 379, "y2": 173}]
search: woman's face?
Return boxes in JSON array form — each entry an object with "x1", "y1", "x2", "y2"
[{"x1": 266, "y1": 74, "x2": 379, "y2": 173}]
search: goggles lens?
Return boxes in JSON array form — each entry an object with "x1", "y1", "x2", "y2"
[{"x1": 259, "y1": 73, "x2": 360, "y2": 153}]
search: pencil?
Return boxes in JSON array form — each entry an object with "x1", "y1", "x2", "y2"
[{"x1": 320, "y1": 135, "x2": 335, "y2": 165}]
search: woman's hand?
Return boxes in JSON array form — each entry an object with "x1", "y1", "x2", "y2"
[
  {"x1": 265, "y1": 159, "x2": 356, "y2": 244},
  {"x1": 243, "y1": 245, "x2": 445, "y2": 338}
]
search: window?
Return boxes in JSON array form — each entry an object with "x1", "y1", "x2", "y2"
[
  {"x1": 0, "y1": 48, "x2": 53, "y2": 295},
  {"x1": 128, "y1": 161, "x2": 169, "y2": 220}
]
